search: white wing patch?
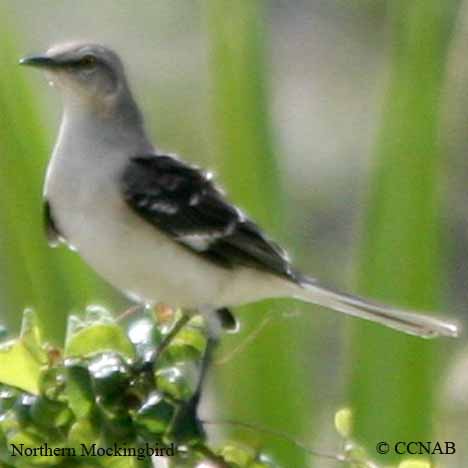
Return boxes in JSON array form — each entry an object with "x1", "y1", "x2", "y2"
[
  {"x1": 177, "y1": 220, "x2": 237, "y2": 252},
  {"x1": 149, "y1": 201, "x2": 178, "y2": 214},
  {"x1": 177, "y1": 233, "x2": 218, "y2": 251}
]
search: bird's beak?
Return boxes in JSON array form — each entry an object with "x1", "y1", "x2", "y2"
[{"x1": 19, "y1": 55, "x2": 58, "y2": 69}]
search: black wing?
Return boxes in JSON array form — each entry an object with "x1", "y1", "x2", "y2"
[
  {"x1": 120, "y1": 154, "x2": 298, "y2": 282},
  {"x1": 43, "y1": 199, "x2": 65, "y2": 247}
]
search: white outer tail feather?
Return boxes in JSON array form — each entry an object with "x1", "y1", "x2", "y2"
[{"x1": 293, "y1": 279, "x2": 459, "y2": 339}]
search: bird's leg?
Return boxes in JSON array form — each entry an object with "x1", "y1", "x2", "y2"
[
  {"x1": 170, "y1": 333, "x2": 218, "y2": 444},
  {"x1": 155, "y1": 310, "x2": 217, "y2": 446},
  {"x1": 155, "y1": 304, "x2": 217, "y2": 402},
  {"x1": 193, "y1": 334, "x2": 218, "y2": 407}
]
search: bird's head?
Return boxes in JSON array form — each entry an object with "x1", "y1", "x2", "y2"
[{"x1": 20, "y1": 42, "x2": 130, "y2": 113}]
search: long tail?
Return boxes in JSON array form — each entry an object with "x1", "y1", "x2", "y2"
[{"x1": 292, "y1": 278, "x2": 459, "y2": 339}]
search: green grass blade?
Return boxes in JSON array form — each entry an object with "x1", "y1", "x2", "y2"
[
  {"x1": 204, "y1": 2, "x2": 310, "y2": 466},
  {"x1": 349, "y1": 0, "x2": 460, "y2": 461}
]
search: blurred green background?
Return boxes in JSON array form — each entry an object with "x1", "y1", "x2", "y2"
[{"x1": 0, "y1": 1, "x2": 467, "y2": 466}]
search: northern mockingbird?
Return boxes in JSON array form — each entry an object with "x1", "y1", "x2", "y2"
[{"x1": 20, "y1": 41, "x2": 457, "y2": 338}]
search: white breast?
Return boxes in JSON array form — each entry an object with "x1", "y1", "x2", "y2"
[{"x1": 44, "y1": 111, "x2": 290, "y2": 310}]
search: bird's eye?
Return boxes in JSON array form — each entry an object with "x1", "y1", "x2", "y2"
[{"x1": 80, "y1": 55, "x2": 97, "y2": 68}]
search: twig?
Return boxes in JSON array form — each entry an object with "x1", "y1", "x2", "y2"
[
  {"x1": 192, "y1": 442, "x2": 231, "y2": 468},
  {"x1": 215, "y1": 313, "x2": 273, "y2": 365},
  {"x1": 116, "y1": 304, "x2": 143, "y2": 322},
  {"x1": 201, "y1": 418, "x2": 378, "y2": 466},
  {"x1": 156, "y1": 313, "x2": 191, "y2": 357}
]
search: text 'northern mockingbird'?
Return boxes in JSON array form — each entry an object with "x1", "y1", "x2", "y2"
[{"x1": 20, "y1": 42, "x2": 458, "y2": 338}]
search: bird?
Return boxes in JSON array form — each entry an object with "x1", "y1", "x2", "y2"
[{"x1": 19, "y1": 41, "x2": 458, "y2": 339}]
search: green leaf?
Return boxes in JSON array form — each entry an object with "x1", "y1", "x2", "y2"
[
  {"x1": 248, "y1": 453, "x2": 277, "y2": 468},
  {"x1": 38, "y1": 368, "x2": 67, "y2": 402},
  {"x1": 88, "y1": 353, "x2": 130, "y2": 399},
  {"x1": 65, "y1": 323, "x2": 135, "y2": 360},
  {"x1": 398, "y1": 460, "x2": 431, "y2": 468},
  {"x1": 170, "y1": 326, "x2": 207, "y2": 356},
  {"x1": 220, "y1": 443, "x2": 256, "y2": 467},
  {"x1": 166, "y1": 401, "x2": 203, "y2": 445},
  {"x1": 7, "y1": 430, "x2": 66, "y2": 465},
  {"x1": 13, "y1": 394, "x2": 36, "y2": 427},
  {"x1": 0, "y1": 310, "x2": 47, "y2": 394},
  {"x1": 165, "y1": 344, "x2": 202, "y2": 364},
  {"x1": 133, "y1": 391, "x2": 174, "y2": 436},
  {"x1": 102, "y1": 455, "x2": 151, "y2": 468},
  {"x1": 334, "y1": 407, "x2": 353, "y2": 439},
  {"x1": 65, "y1": 364, "x2": 95, "y2": 419},
  {"x1": 0, "y1": 408, "x2": 20, "y2": 436},
  {"x1": 0, "y1": 341, "x2": 43, "y2": 394},
  {"x1": 19, "y1": 310, "x2": 45, "y2": 361},
  {"x1": 0, "y1": 387, "x2": 19, "y2": 414},
  {"x1": 128, "y1": 318, "x2": 163, "y2": 362},
  {"x1": 84, "y1": 305, "x2": 114, "y2": 324},
  {"x1": 155, "y1": 362, "x2": 199, "y2": 401},
  {"x1": 68, "y1": 419, "x2": 100, "y2": 451},
  {"x1": 30, "y1": 397, "x2": 72, "y2": 429}
]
